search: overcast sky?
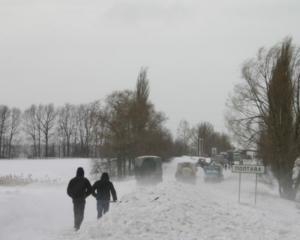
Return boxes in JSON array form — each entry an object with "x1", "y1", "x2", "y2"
[{"x1": 1, "y1": 0, "x2": 300, "y2": 135}]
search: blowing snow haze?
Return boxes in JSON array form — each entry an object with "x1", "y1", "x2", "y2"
[
  {"x1": 2, "y1": 2, "x2": 300, "y2": 239},
  {"x1": 1, "y1": 0, "x2": 300, "y2": 133}
]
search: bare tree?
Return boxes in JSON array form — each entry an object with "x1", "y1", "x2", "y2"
[
  {"x1": 57, "y1": 104, "x2": 77, "y2": 157},
  {"x1": 23, "y1": 105, "x2": 38, "y2": 158},
  {"x1": 176, "y1": 120, "x2": 191, "y2": 155},
  {"x1": 0, "y1": 105, "x2": 10, "y2": 158},
  {"x1": 104, "y1": 90, "x2": 134, "y2": 177},
  {"x1": 131, "y1": 68, "x2": 151, "y2": 156},
  {"x1": 190, "y1": 122, "x2": 214, "y2": 156},
  {"x1": 7, "y1": 108, "x2": 21, "y2": 158},
  {"x1": 38, "y1": 104, "x2": 57, "y2": 158},
  {"x1": 36, "y1": 105, "x2": 43, "y2": 157},
  {"x1": 74, "y1": 104, "x2": 92, "y2": 157},
  {"x1": 226, "y1": 38, "x2": 300, "y2": 199},
  {"x1": 88, "y1": 101, "x2": 104, "y2": 158},
  {"x1": 266, "y1": 40, "x2": 298, "y2": 198},
  {"x1": 186, "y1": 121, "x2": 232, "y2": 156}
]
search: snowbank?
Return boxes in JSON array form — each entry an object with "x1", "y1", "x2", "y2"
[
  {"x1": 0, "y1": 158, "x2": 92, "y2": 182},
  {"x1": 1, "y1": 157, "x2": 300, "y2": 240}
]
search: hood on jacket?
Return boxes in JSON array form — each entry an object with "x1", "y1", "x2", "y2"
[
  {"x1": 100, "y1": 172, "x2": 109, "y2": 181},
  {"x1": 76, "y1": 167, "x2": 84, "y2": 177}
]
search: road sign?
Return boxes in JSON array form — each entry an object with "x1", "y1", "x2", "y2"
[{"x1": 232, "y1": 165, "x2": 265, "y2": 174}]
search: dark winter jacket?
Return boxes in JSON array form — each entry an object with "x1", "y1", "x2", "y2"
[
  {"x1": 92, "y1": 173, "x2": 117, "y2": 201},
  {"x1": 67, "y1": 167, "x2": 92, "y2": 201}
]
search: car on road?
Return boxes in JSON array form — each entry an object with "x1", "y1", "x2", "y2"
[
  {"x1": 203, "y1": 161, "x2": 224, "y2": 182},
  {"x1": 197, "y1": 157, "x2": 210, "y2": 168},
  {"x1": 175, "y1": 162, "x2": 197, "y2": 184},
  {"x1": 134, "y1": 156, "x2": 163, "y2": 184}
]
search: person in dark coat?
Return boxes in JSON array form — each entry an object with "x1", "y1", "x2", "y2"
[
  {"x1": 67, "y1": 167, "x2": 92, "y2": 230},
  {"x1": 92, "y1": 172, "x2": 117, "y2": 219}
]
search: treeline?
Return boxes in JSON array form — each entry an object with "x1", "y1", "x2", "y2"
[
  {"x1": 1, "y1": 68, "x2": 233, "y2": 177},
  {"x1": 0, "y1": 100, "x2": 110, "y2": 159},
  {"x1": 175, "y1": 120, "x2": 232, "y2": 157},
  {"x1": 1, "y1": 69, "x2": 173, "y2": 163}
]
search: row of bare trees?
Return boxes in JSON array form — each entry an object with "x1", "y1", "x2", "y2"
[
  {"x1": 2, "y1": 68, "x2": 232, "y2": 177},
  {"x1": 0, "y1": 106, "x2": 21, "y2": 158},
  {"x1": 226, "y1": 38, "x2": 300, "y2": 200},
  {"x1": 22, "y1": 102, "x2": 104, "y2": 159},
  {"x1": 0, "y1": 69, "x2": 175, "y2": 176},
  {"x1": 175, "y1": 120, "x2": 232, "y2": 156},
  {"x1": 0, "y1": 102, "x2": 105, "y2": 159}
]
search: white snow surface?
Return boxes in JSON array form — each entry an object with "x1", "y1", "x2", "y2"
[{"x1": 1, "y1": 156, "x2": 300, "y2": 240}]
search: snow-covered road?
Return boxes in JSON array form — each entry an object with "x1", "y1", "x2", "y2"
[{"x1": 1, "y1": 157, "x2": 300, "y2": 240}]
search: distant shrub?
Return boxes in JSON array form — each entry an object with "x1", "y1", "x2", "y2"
[
  {"x1": 0, "y1": 174, "x2": 34, "y2": 186},
  {"x1": 0, "y1": 174, "x2": 61, "y2": 186}
]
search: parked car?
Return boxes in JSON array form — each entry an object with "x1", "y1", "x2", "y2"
[
  {"x1": 134, "y1": 156, "x2": 163, "y2": 184},
  {"x1": 203, "y1": 161, "x2": 224, "y2": 182},
  {"x1": 175, "y1": 162, "x2": 197, "y2": 184}
]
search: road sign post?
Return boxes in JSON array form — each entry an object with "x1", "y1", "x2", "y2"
[
  {"x1": 255, "y1": 173, "x2": 258, "y2": 204},
  {"x1": 232, "y1": 164, "x2": 265, "y2": 205},
  {"x1": 238, "y1": 172, "x2": 241, "y2": 203}
]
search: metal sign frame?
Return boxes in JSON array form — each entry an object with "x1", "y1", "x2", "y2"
[{"x1": 232, "y1": 164, "x2": 265, "y2": 205}]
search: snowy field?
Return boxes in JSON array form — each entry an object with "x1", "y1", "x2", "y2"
[{"x1": 1, "y1": 157, "x2": 300, "y2": 240}]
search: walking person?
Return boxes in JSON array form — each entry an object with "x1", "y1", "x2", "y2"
[
  {"x1": 92, "y1": 172, "x2": 117, "y2": 219},
  {"x1": 67, "y1": 167, "x2": 92, "y2": 230}
]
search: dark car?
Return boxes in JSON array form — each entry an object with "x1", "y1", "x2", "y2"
[
  {"x1": 134, "y1": 156, "x2": 163, "y2": 184},
  {"x1": 197, "y1": 157, "x2": 210, "y2": 168}
]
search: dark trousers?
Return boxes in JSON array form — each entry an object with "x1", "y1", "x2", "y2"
[
  {"x1": 97, "y1": 200, "x2": 110, "y2": 219},
  {"x1": 73, "y1": 199, "x2": 86, "y2": 230}
]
